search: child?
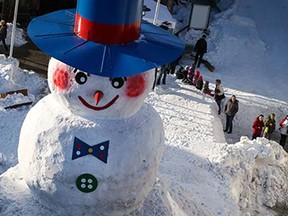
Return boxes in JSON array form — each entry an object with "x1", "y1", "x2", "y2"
[
  {"x1": 196, "y1": 75, "x2": 203, "y2": 90},
  {"x1": 176, "y1": 65, "x2": 184, "y2": 79},
  {"x1": 192, "y1": 70, "x2": 200, "y2": 86},
  {"x1": 187, "y1": 66, "x2": 194, "y2": 84},
  {"x1": 202, "y1": 81, "x2": 213, "y2": 96},
  {"x1": 181, "y1": 65, "x2": 189, "y2": 83}
]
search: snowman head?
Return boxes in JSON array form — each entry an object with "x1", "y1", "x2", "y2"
[{"x1": 48, "y1": 58, "x2": 155, "y2": 120}]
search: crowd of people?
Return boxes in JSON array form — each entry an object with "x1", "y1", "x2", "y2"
[
  {"x1": 155, "y1": 61, "x2": 287, "y2": 150},
  {"x1": 161, "y1": 34, "x2": 288, "y2": 150},
  {"x1": 252, "y1": 114, "x2": 288, "y2": 148},
  {"x1": 175, "y1": 65, "x2": 240, "y2": 134}
]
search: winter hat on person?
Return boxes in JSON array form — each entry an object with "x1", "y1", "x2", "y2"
[
  {"x1": 27, "y1": 0, "x2": 184, "y2": 78},
  {"x1": 205, "y1": 81, "x2": 209, "y2": 84},
  {"x1": 198, "y1": 75, "x2": 203, "y2": 80},
  {"x1": 196, "y1": 71, "x2": 200, "y2": 76}
]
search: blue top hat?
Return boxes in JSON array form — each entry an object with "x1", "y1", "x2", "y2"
[{"x1": 28, "y1": 0, "x2": 184, "y2": 78}]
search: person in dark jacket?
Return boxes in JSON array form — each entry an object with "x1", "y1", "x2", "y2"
[
  {"x1": 263, "y1": 113, "x2": 276, "y2": 140},
  {"x1": 168, "y1": 55, "x2": 182, "y2": 74},
  {"x1": 252, "y1": 114, "x2": 264, "y2": 139},
  {"x1": 0, "y1": 20, "x2": 8, "y2": 52},
  {"x1": 224, "y1": 95, "x2": 239, "y2": 133},
  {"x1": 156, "y1": 64, "x2": 169, "y2": 85},
  {"x1": 156, "y1": 22, "x2": 172, "y2": 86},
  {"x1": 194, "y1": 35, "x2": 207, "y2": 68}
]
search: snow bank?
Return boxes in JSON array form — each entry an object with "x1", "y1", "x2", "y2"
[
  {"x1": 6, "y1": 23, "x2": 27, "y2": 47},
  {"x1": 0, "y1": 56, "x2": 48, "y2": 175},
  {"x1": 208, "y1": 14, "x2": 267, "y2": 71},
  {"x1": 214, "y1": 136, "x2": 288, "y2": 215},
  {"x1": 0, "y1": 56, "x2": 47, "y2": 97}
]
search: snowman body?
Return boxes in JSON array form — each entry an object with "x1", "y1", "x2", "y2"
[{"x1": 18, "y1": 58, "x2": 164, "y2": 215}]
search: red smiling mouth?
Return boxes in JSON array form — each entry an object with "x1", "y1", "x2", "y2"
[{"x1": 78, "y1": 95, "x2": 119, "y2": 111}]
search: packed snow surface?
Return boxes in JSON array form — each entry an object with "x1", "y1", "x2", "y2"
[{"x1": 0, "y1": 0, "x2": 288, "y2": 215}]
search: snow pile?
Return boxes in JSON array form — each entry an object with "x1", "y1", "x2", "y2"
[
  {"x1": 180, "y1": 0, "x2": 288, "y2": 102},
  {"x1": 6, "y1": 23, "x2": 28, "y2": 47},
  {"x1": 0, "y1": 56, "x2": 19, "y2": 92},
  {"x1": 215, "y1": 136, "x2": 288, "y2": 215},
  {"x1": 208, "y1": 14, "x2": 267, "y2": 71},
  {"x1": 0, "y1": 55, "x2": 47, "y2": 97},
  {"x1": 0, "y1": 56, "x2": 48, "y2": 175}
]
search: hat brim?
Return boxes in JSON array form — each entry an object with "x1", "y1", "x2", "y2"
[{"x1": 28, "y1": 9, "x2": 184, "y2": 78}]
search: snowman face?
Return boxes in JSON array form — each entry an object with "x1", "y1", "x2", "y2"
[{"x1": 47, "y1": 58, "x2": 155, "y2": 120}]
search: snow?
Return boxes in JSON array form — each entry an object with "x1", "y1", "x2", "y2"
[
  {"x1": 143, "y1": 0, "x2": 177, "y2": 29},
  {"x1": 6, "y1": 23, "x2": 28, "y2": 47},
  {"x1": 1, "y1": 0, "x2": 288, "y2": 215}
]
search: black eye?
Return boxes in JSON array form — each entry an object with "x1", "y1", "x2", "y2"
[
  {"x1": 75, "y1": 72, "x2": 88, "y2": 84},
  {"x1": 111, "y1": 77, "x2": 126, "y2": 89}
]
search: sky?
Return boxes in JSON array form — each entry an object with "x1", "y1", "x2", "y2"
[{"x1": 0, "y1": 0, "x2": 288, "y2": 215}]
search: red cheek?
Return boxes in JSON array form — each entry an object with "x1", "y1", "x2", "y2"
[
  {"x1": 53, "y1": 67, "x2": 70, "y2": 90},
  {"x1": 125, "y1": 74, "x2": 146, "y2": 97}
]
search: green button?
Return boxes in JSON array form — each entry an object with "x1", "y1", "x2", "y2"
[{"x1": 76, "y1": 173, "x2": 98, "y2": 193}]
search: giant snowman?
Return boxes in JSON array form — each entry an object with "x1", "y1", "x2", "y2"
[{"x1": 18, "y1": 0, "x2": 184, "y2": 215}]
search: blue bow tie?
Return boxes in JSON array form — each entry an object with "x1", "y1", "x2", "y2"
[{"x1": 72, "y1": 137, "x2": 109, "y2": 164}]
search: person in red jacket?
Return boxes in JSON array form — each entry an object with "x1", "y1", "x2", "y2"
[{"x1": 252, "y1": 114, "x2": 264, "y2": 139}]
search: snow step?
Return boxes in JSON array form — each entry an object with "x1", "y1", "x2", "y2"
[
  {"x1": 4, "y1": 101, "x2": 33, "y2": 109},
  {"x1": 0, "y1": 89, "x2": 28, "y2": 99}
]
